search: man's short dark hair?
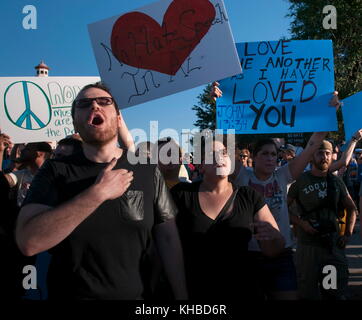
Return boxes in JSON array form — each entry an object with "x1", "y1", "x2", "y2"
[
  {"x1": 16, "y1": 142, "x2": 53, "y2": 162},
  {"x1": 71, "y1": 82, "x2": 120, "y2": 118},
  {"x1": 27, "y1": 142, "x2": 52, "y2": 153},
  {"x1": 57, "y1": 138, "x2": 83, "y2": 154}
]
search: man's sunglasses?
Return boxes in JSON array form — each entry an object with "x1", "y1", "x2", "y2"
[
  {"x1": 74, "y1": 97, "x2": 114, "y2": 109},
  {"x1": 240, "y1": 154, "x2": 249, "y2": 158}
]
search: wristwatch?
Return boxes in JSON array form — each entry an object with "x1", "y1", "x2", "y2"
[{"x1": 352, "y1": 136, "x2": 359, "y2": 142}]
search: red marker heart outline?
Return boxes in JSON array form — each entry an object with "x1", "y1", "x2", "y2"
[{"x1": 110, "y1": 0, "x2": 216, "y2": 76}]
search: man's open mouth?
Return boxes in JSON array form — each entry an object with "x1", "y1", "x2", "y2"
[{"x1": 88, "y1": 113, "x2": 105, "y2": 126}]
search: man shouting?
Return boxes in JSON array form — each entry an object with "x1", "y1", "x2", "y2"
[{"x1": 16, "y1": 82, "x2": 187, "y2": 300}]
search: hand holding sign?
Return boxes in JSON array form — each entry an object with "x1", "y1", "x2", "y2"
[
  {"x1": 210, "y1": 81, "x2": 222, "y2": 101},
  {"x1": 329, "y1": 91, "x2": 341, "y2": 110}
]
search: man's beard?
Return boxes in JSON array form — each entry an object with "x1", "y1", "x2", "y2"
[
  {"x1": 313, "y1": 160, "x2": 330, "y2": 171},
  {"x1": 76, "y1": 120, "x2": 118, "y2": 146}
]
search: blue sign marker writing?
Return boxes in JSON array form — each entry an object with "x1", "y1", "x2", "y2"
[{"x1": 217, "y1": 40, "x2": 337, "y2": 134}]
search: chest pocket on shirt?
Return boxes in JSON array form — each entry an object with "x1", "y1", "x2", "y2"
[{"x1": 119, "y1": 190, "x2": 144, "y2": 221}]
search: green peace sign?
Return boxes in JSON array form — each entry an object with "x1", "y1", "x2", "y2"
[{"x1": 4, "y1": 81, "x2": 52, "y2": 130}]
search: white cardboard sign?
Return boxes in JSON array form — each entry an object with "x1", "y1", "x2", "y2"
[
  {"x1": 0, "y1": 77, "x2": 99, "y2": 143},
  {"x1": 88, "y1": 0, "x2": 241, "y2": 109}
]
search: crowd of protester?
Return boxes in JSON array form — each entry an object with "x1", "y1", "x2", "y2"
[{"x1": 0, "y1": 81, "x2": 361, "y2": 300}]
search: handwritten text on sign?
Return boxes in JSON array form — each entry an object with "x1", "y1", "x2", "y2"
[
  {"x1": 88, "y1": 0, "x2": 241, "y2": 109},
  {"x1": 0, "y1": 77, "x2": 99, "y2": 143},
  {"x1": 217, "y1": 40, "x2": 337, "y2": 134}
]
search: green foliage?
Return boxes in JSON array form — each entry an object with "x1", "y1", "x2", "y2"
[
  {"x1": 191, "y1": 84, "x2": 216, "y2": 130},
  {"x1": 192, "y1": 1, "x2": 361, "y2": 144},
  {"x1": 287, "y1": 0, "x2": 362, "y2": 141}
]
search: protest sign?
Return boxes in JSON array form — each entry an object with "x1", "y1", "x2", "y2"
[
  {"x1": 217, "y1": 40, "x2": 337, "y2": 134},
  {"x1": 341, "y1": 91, "x2": 362, "y2": 140},
  {"x1": 88, "y1": 0, "x2": 241, "y2": 109},
  {"x1": 0, "y1": 77, "x2": 99, "y2": 143}
]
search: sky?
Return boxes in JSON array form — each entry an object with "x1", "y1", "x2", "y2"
[{"x1": 0, "y1": 0, "x2": 292, "y2": 149}]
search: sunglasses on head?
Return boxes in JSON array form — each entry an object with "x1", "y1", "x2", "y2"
[{"x1": 74, "y1": 97, "x2": 114, "y2": 109}]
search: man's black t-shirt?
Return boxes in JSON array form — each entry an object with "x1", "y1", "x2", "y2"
[
  {"x1": 23, "y1": 150, "x2": 177, "y2": 300},
  {"x1": 171, "y1": 181, "x2": 265, "y2": 299}
]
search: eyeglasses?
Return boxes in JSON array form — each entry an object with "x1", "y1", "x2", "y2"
[
  {"x1": 74, "y1": 97, "x2": 114, "y2": 109},
  {"x1": 205, "y1": 149, "x2": 230, "y2": 159},
  {"x1": 240, "y1": 154, "x2": 249, "y2": 158}
]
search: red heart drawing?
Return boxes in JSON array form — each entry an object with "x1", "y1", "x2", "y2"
[{"x1": 110, "y1": 0, "x2": 216, "y2": 76}]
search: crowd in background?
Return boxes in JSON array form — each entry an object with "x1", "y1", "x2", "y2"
[
  {"x1": 1, "y1": 127, "x2": 361, "y2": 300},
  {"x1": 0, "y1": 84, "x2": 361, "y2": 301}
]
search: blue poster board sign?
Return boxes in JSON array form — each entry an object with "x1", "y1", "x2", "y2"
[
  {"x1": 341, "y1": 91, "x2": 362, "y2": 140},
  {"x1": 217, "y1": 40, "x2": 337, "y2": 134}
]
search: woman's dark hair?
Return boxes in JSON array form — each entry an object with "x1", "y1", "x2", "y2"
[
  {"x1": 71, "y1": 82, "x2": 120, "y2": 118},
  {"x1": 252, "y1": 139, "x2": 278, "y2": 157}
]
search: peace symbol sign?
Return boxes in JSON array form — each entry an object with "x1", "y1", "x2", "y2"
[{"x1": 4, "y1": 81, "x2": 52, "y2": 130}]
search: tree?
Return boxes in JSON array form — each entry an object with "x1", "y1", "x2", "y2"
[
  {"x1": 287, "y1": 0, "x2": 362, "y2": 142},
  {"x1": 192, "y1": 84, "x2": 216, "y2": 130},
  {"x1": 192, "y1": 1, "x2": 361, "y2": 145}
]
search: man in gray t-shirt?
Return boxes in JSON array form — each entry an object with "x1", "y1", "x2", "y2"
[{"x1": 288, "y1": 140, "x2": 357, "y2": 300}]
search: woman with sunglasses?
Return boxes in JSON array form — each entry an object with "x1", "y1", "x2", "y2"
[
  {"x1": 240, "y1": 148, "x2": 251, "y2": 168},
  {"x1": 229, "y1": 146, "x2": 251, "y2": 182},
  {"x1": 171, "y1": 137, "x2": 285, "y2": 300}
]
